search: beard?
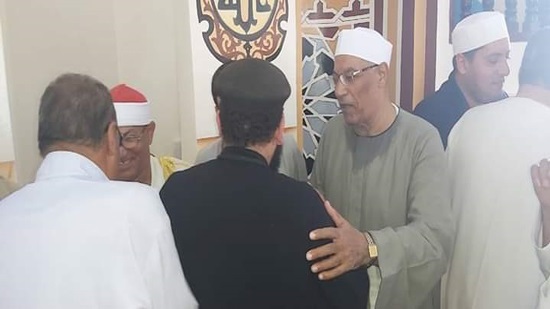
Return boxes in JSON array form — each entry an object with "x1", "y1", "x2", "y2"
[{"x1": 269, "y1": 144, "x2": 283, "y2": 172}]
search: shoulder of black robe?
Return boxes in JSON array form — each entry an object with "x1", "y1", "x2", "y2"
[{"x1": 414, "y1": 73, "x2": 469, "y2": 148}]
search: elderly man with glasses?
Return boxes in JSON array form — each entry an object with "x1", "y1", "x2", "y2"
[
  {"x1": 111, "y1": 84, "x2": 189, "y2": 190},
  {"x1": 307, "y1": 27, "x2": 453, "y2": 309}
]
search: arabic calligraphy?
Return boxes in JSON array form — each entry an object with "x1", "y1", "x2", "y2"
[{"x1": 197, "y1": 0, "x2": 288, "y2": 62}]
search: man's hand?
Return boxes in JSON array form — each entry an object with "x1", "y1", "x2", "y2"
[
  {"x1": 531, "y1": 159, "x2": 550, "y2": 246},
  {"x1": 531, "y1": 159, "x2": 550, "y2": 209},
  {"x1": 306, "y1": 200, "x2": 371, "y2": 280}
]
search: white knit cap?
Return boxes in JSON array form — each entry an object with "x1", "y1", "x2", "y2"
[
  {"x1": 335, "y1": 27, "x2": 393, "y2": 66},
  {"x1": 452, "y1": 11, "x2": 510, "y2": 55},
  {"x1": 110, "y1": 84, "x2": 152, "y2": 126}
]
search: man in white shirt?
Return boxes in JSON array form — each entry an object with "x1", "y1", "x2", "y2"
[
  {"x1": 0, "y1": 73, "x2": 197, "y2": 308},
  {"x1": 445, "y1": 29, "x2": 550, "y2": 309}
]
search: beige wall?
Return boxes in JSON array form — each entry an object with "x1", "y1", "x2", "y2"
[
  {"x1": 0, "y1": 0, "x2": 119, "y2": 184},
  {"x1": 187, "y1": 1, "x2": 298, "y2": 139},
  {"x1": 113, "y1": 0, "x2": 197, "y2": 162},
  {"x1": 0, "y1": 0, "x2": 200, "y2": 184},
  {"x1": 0, "y1": 21, "x2": 12, "y2": 163},
  {"x1": 172, "y1": 0, "x2": 199, "y2": 164}
]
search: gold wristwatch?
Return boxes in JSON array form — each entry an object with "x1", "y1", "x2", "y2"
[{"x1": 363, "y1": 232, "x2": 378, "y2": 267}]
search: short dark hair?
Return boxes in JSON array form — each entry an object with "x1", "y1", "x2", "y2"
[
  {"x1": 519, "y1": 28, "x2": 550, "y2": 89},
  {"x1": 211, "y1": 61, "x2": 234, "y2": 107},
  {"x1": 216, "y1": 59, "x2": 290, "y2": 147},
  {"x1": 219, "y1": 103, "x2": 284, "y2": 147},
  {"x1": 38, "y1": 73, "x2": 116, "y2": 156},
  {"x1": 452, "y1": 48, "x2": 478, "y2": 70}
]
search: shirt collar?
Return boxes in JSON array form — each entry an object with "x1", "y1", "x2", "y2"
[
  {"x1": 446, "y1": 71, "x2": 508, "y2": 105},
  {"x1": 443, "y1": 72, "x2": 470, "y2": 109},
  {"x1": 217, "y1": 146, "x2": 268, "y2": 167},
  {"x1": 35, "y1": 151, "x2": 109, "y2": 182}
]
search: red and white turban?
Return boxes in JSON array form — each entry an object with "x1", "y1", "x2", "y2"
[{"x1": 110, "y1": 84, "x2": 152, "y2": 126}]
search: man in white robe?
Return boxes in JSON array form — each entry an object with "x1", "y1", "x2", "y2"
[
  {"x1": 111, "y1": 84, "x2": 189, "y2": 190},
  {"x1": 445, "y1": 29, "x2": 550, "y2": 309},
  {"x1": 0, "y1": 73, "x2": 197, "y2": 308}
]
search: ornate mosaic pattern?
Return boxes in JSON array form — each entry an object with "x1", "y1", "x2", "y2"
[
  {"x1": 300, "y1": 0, "x2": 373, "y2": 174},
  {"x1": 197, "y1": 0, "x2": 289, "y2": 62}
]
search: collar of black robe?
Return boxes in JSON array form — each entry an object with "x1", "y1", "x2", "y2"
[
  {"x1": 447, "y1": 71, "x2": 508, "y2": 109},
  {"x1": 443, "y1": 71, "x2": 470, "y2": 112},
  {"x1": 217, "y1": 146, "x2": 268, "y2": 167}
]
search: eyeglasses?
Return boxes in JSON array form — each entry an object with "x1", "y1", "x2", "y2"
[
  {"x1": 333, "y1": 64, "x2": 379, "y2": 86},
  {"x1": 118, "y1": 126, "x2": 147, "y2": 150}
]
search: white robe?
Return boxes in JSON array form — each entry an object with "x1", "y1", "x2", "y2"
[
  {"x1": 150, "y1": 155, "x2": 190, "y2": 190},
  {"x1": 445, "y1": 97, "x2": 550, "y2": 309},
  {"x1": 151, "y1": 155, "x2": 167, "y2": 190},
  {"x1": 0, "y1": 151, "x2": 197, "y2": 308}
]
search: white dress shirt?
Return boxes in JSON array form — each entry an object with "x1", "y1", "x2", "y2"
[{"x1": 0, "y1": 151, "x2": 197, "y2": 308}]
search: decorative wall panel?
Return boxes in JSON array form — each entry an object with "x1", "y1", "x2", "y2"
[
  {"x1": 190, "y1": 0, "x2": 297, "y2": 139},
  {"x1": 299, "y1": 0, "x2": 377, "y2": 173}
]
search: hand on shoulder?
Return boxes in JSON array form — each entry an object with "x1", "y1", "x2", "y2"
[
  {"x1": 306, "y1": 200, "x2": 372, "y2": 280},
  {"x1": 531, "y1": 159, "x2": 550, "y2": 211}
]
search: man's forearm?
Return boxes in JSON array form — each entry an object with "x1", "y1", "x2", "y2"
[{"x1": 543, "y1": 206, "x2": 550, "y2": 247}]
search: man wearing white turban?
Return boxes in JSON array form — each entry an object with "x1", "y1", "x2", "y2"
[
  {"x1": 446, "y1": 28, "x2": 550, "y2": 309},
  {"x1": 414, "y1": 11, "x2": 511, "y2": 148},
  {"x1": 307, "y1": 27, "x2": 453, "y2": 309}
]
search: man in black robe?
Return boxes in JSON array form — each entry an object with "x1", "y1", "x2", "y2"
[{"x1": 160, "y1": 58, "x2": 369, "y2": 309}]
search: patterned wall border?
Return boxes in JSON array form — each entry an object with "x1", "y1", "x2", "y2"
[{"x1": 299, "y1": 0, "x2": 380, "y2": 174}]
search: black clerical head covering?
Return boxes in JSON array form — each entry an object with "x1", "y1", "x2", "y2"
[
  {"x1": 216, "y1": 58, "x2": 291, "y2": 110},
  {"x1": 211, "y1": 61, "x2": 234, "y2": 106},
  {"x1": 216, "y1": 58, "x2": 291, "y2": 147}
]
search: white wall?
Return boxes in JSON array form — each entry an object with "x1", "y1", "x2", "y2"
[
  {"x1": 0, "y1": 0, "x2": 202, "y2": 184},
  {"x1": 0, "y1": 22, "x2": 13, "y2": 162},
  {"x1": 436, "y1": 0, "x2": 526, "y2": 95},
  {"x1": 0, "y1": 0, "x2": 119, "y2": 184},
  {"x1": 0, "y1": 0, "x2": 298, "y2": 183},
  {"x1": 113, "y1": 0, "x2": 196, "y2": 161},
  {"x1": 173, "y1": 0, "x2": 199, "y2": 163},
  {"x1": 187, "y1": 1, "x2": 298, "y2": 139}
]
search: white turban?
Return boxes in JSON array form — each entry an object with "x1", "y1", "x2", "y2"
[
  {"x1": 452, "y1": 11, "x2": 510, "y2": 55},
  {"x1": 335, "y1": 27, "x2": 393, "y2": 66},
  {"x1": 110, "y1": 84, "x2": 153, "y2": 127}
]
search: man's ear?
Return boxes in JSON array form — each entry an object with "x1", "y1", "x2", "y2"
[
  {"x1": 455, "y1": 53, "x2": 470, "y2": 75},
  {"x1": 147, "y1": 121, "x2": 156, "y2": 145},
  {"x1": 104, "y1": 121, "x2": 121, "y2": 180},
  {"x1": 216, "y1": 109, "x2": 222, "y2": 135},
  {"x1": 275, "y1": 115, "x2": 285, "y2": 145},
  {"x1": 377, "y1": 62, "x2": 389, "y2": 87},
  {"x1": 106, "y1": 121, "x2": 120, "y2": 157}
]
